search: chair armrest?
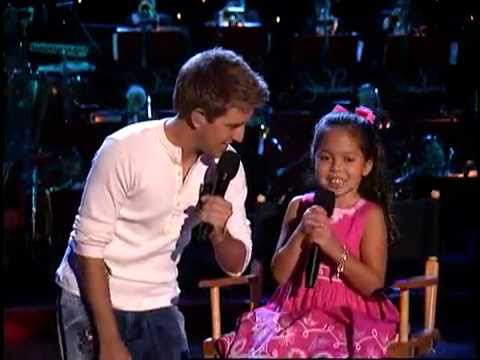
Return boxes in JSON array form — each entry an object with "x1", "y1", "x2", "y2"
[
  {"x1": 392, "y1": 275, "x2": 438, "y2": 290},
  {"x1": 199, "y1": 274, "x2": 258, "y2": 289}
]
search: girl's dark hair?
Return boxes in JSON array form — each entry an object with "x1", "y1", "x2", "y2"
[{"x1": 311, "y1": 111, "x2": 397, "y2": 244}]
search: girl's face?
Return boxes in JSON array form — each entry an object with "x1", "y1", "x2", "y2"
[{"x1": 314, "y1": 127, "x2": 373, "y2": 208}]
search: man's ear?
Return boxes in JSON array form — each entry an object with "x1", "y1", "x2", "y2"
[
  {"x1": 363, "y1": 159, "x2": 374, "y2": 177},
  {"x1": 191, "y1": 108, "x2": 207, "y2": 129}
]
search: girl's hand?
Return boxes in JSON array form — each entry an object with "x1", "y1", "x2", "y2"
[
  {"x1": 300, "y1": 205, "x2": 341, "y2": 255},
  {"x1": 298, "y1": 205, "x2": 328, "y2": 237},
  {"x1": 309, "y1": 218, "x2": 334, "y2": 249}
]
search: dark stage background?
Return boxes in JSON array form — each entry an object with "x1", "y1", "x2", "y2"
[{"x1": 3, "y1": 0, "x2": 479, "y2": 358}]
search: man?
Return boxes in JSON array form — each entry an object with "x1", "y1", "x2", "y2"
[{"x1": 55, "y1": 48, "x2": 269, "y2": 360}]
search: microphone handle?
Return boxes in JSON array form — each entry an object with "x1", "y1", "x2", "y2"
[{"x1": 306, "y1": 244, "x2": 321, "y2": 288}]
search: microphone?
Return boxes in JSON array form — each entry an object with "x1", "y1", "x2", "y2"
[
  {"x1": 198, "y1": 150, "x2": 241, "y2": 241},
  {"x1": 305, "y1": 187, "x2": 335, "y2": 288}
]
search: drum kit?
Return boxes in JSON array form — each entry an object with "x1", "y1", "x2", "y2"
[
  {"x1": 3, "y1": 5, "x2": 96, "y2": 264},
  {"x1": 3, "y1": 2, "x2": 165, "y2": 266}
]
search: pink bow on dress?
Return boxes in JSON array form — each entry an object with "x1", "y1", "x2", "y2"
[{"x1": 331, "y1": 104, "x2": 376, "y2": 124}]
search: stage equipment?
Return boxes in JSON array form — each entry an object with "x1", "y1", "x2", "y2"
[
  {"x1": 312, "y1": 0, "x2": 338, "y2": 35},
  {"x1": 29, "y1": 41, "x2": 90, "y2": 58},
  {"x1": 112, "y1": 26, "x2": 190, "y2": 68}
]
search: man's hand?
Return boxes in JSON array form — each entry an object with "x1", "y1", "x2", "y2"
[
  {"x1": 197, "y1": 195, "x2": 247, "y2": 273},
  {"x1": 99, "y1": 337, "x2": 132, "y2": 360},
  {"x1": 198, "y1": 195, "x2": 233, "y2": 239},
  {"x1": 75, "y1": 255, "x2": 130, "y2": 360}
]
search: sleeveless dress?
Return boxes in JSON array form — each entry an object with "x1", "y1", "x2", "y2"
[{"x1": 216, "y1": 193, "x2": 400, "y2": 358}]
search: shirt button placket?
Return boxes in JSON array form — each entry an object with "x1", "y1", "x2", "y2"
[{"x1": 176, "y1": 164, "x2": 182, "y2": 208}]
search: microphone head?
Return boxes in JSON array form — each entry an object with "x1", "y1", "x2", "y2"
[
  {"x1": 217, "y1": 150, "x2": 240, "y2": 182},
  {"x1": 313, "y1": 187, "x2": 335, "y2": 217}
]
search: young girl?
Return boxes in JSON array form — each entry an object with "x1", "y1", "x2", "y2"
[{"x1": 216, "y1": 105, "x2": 400, "y2": 358}]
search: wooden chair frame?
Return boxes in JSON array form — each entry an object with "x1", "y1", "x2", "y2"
[
  {"x1": 198, "y1": 274, "x2": 261, "y2": 358},
  {"x1": 386, "y1": 255, "x2": 440, "y2": 357},
  {"x1": 199, "y1": 256, "x2": 439, "y2": 358}
]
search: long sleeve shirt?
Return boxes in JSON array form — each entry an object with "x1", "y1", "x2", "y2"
[{"x1": 55, "y1": 119, "x2": 252, "y2": 311}]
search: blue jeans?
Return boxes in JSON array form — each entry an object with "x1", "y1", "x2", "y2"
[{"x1": 56, "y1": 288, "x2": 190, "y2": 360}]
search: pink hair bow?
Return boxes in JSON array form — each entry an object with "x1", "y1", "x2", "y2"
[{"x1": 331, "y1": 104, "x2": 376, "y2": 124}]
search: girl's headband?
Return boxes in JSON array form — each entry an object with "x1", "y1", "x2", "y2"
[{"x1": 331, "y1": 104, "x2": 376, "y2": 125}]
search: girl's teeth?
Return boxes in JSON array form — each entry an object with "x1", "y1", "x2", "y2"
[{"x1": 330, "y1": 178, "x2": 343, "y2": 187}]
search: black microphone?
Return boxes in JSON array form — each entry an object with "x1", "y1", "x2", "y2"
[
  {"x1": 198, "y1": 150, "x2": 241, "y2": 241},
  {"x1": 305, "y1": 187, "x2": 335, "y2": 288}
]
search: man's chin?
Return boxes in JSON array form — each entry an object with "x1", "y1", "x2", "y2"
[
  {"x1": 204, "y1": 148, "x2": 224, "y2": 159},
  {"x1": 217, "y1": 145, "x2": 229, "y2": 156}
]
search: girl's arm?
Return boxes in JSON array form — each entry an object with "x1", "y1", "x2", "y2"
[
  {"x1": 271, "y1": 196, "x2": 308, "y2": 286},
  {"x1": 319, "y1": 204, "x2": 388, "y2": 297}
]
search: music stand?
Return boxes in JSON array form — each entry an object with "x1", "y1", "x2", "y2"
[
  {"x1": 199, "y1": 26, "x2": 270, "y2": 68},
  {"x1": 113, "y1": 26, "x2": 190, "y2": 68},
  {"x1": 383, "y1": 35, "x2": 457, "y2": 71},
  {"x1": 291, "y1": 33, "x2": 362, "y2": 68}
]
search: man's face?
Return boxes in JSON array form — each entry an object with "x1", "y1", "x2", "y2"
[{"x1": 196, "y1": 107, "x2": 253, "y2": 157}]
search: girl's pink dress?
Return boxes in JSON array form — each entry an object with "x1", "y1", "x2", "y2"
[{"x1": 216, "y1": 194, "x2": 399, "y2": 358}]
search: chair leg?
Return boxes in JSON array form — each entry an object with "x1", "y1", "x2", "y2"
[
  {"x1": 413, "y1": 329, "x2": 440, "y2": 357},
  {"x1": 203, "y1": 337, "x2": 218, "y2": 358},
  {"x1": 386, "y1": 341, "x2": 414, "y2": 358}
]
